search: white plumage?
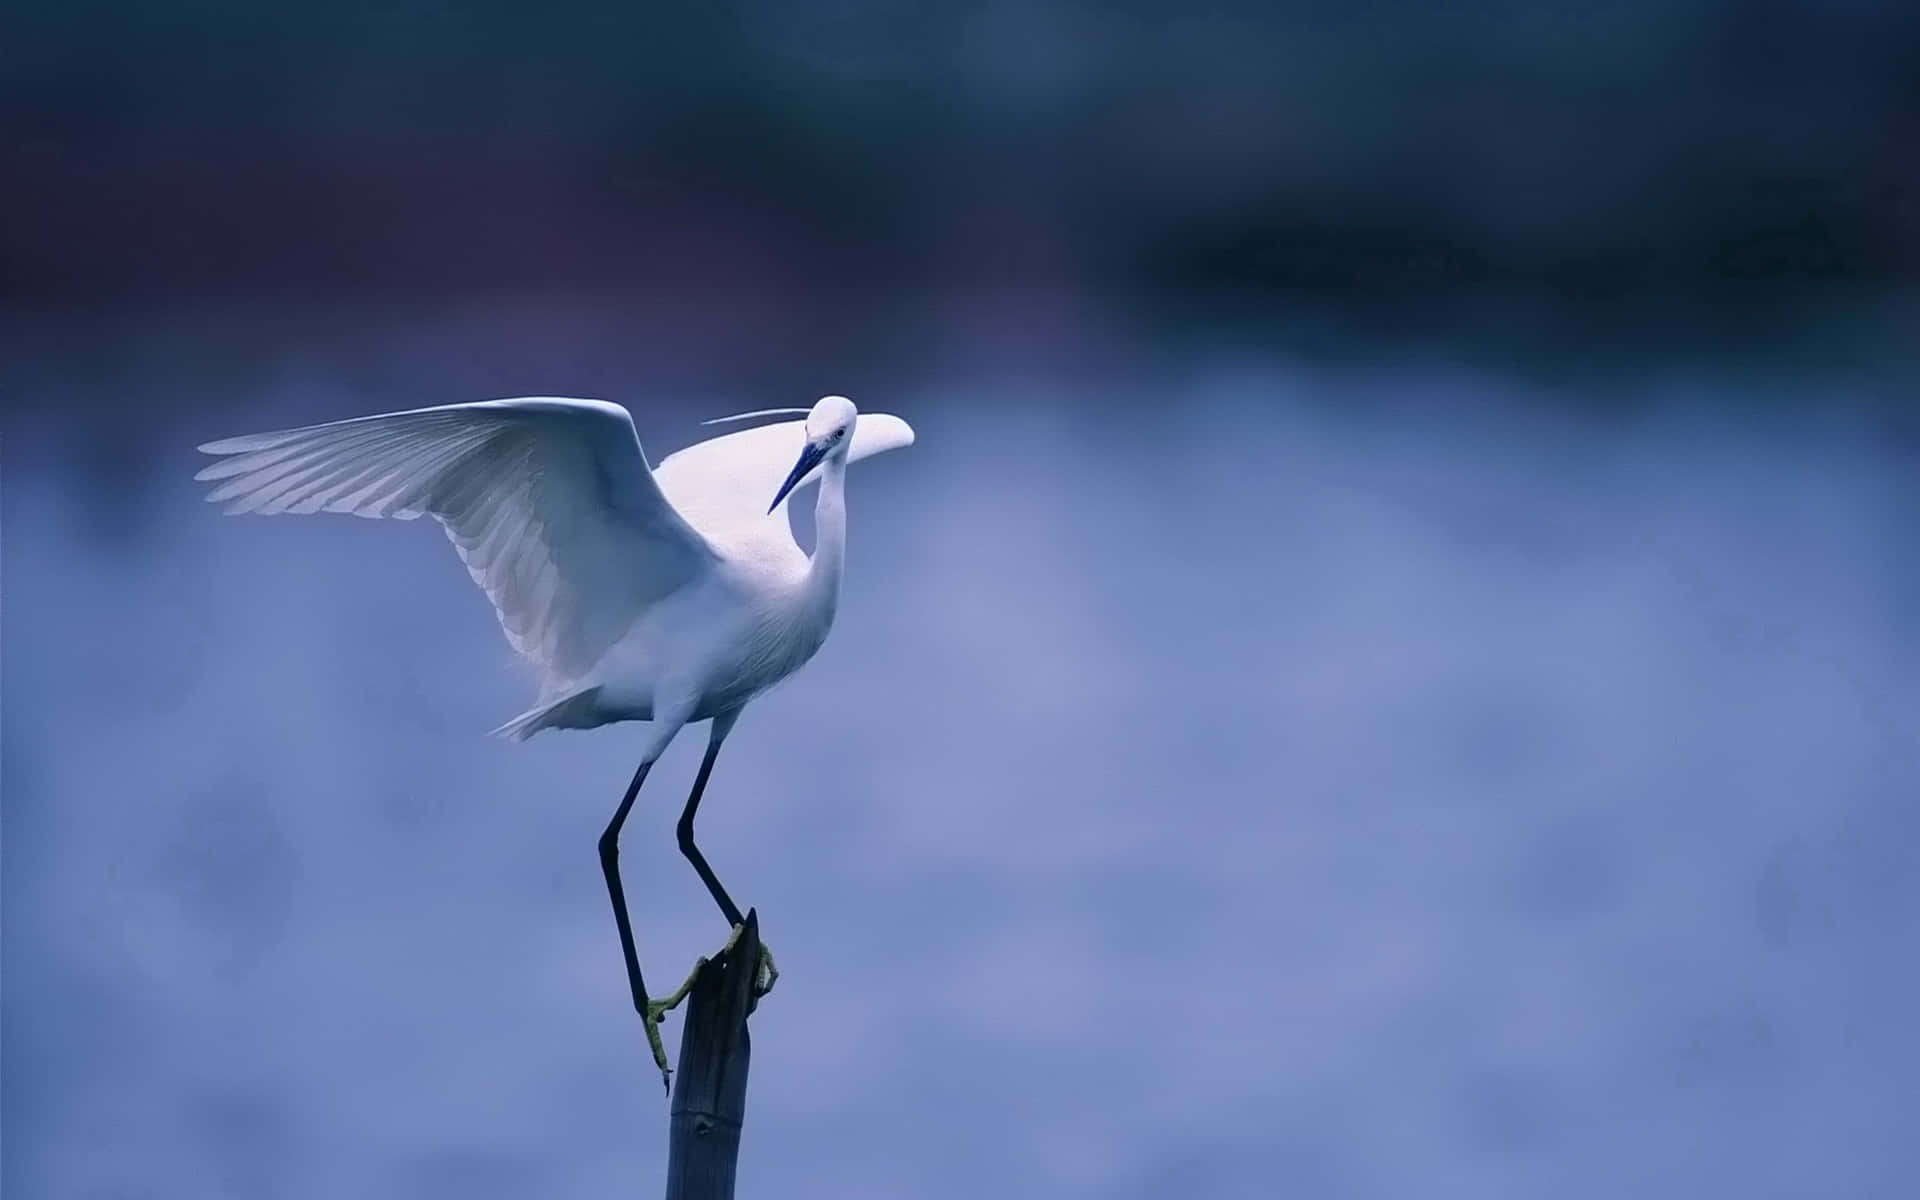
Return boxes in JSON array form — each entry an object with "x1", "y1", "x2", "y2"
[
  {"x1": 656, "y1": 408, "x2": 914, "y2": 564},
  {"x1": 195, "y1": 394, "x2": 913, "y2": 744}
]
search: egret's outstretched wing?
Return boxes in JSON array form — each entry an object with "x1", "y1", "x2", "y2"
[
  {"x1": 196, "y1": 398, "x2": 715, "y2": 683},
  {"x1": 654, "y1": 413, "x2": 914, "y2": 551}
]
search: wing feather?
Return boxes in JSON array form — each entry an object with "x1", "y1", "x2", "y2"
[
  {"x1": 654, "y1": 412, "x2": 914, "y2": 557},
  {"x1": 196, "y1": 398, "x2": 715, "y2": 685}
]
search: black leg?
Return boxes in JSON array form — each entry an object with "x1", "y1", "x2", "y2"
[
  {"x1": 678, "y1": 715, "x2": 745, "y2": 927},
  {"x1": 598, "y1": 759, "x2": 655, "y2": 1020}
]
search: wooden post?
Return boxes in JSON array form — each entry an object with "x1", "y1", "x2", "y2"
[{"x1": 664, "y1": 909, "x2": 762, "y2": 1200}]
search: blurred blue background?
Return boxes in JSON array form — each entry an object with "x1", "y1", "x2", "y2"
[{"x1": 6, "y1": 2, "x2": 1920, "y2": 1197}]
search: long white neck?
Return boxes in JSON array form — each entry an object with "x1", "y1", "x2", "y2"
[{"x1": 805, "y1": 454, "x2": 848, "y2": 622}]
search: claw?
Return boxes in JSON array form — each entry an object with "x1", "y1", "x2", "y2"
[
  {"x1": 642, "y1": 1004, "x2": 673, "y2": 1093},
  {"x1": 642, "y1": 947, "x2": 716, "y2": 1094},
  {"x1": 640, "y1": 923, "x2": 778, "y2": 1092}
]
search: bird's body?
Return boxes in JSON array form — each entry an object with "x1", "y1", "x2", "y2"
[
  {"x1": 196, "y1": 393, "x2": 911, "y2": 1087},
  {"x1": 526, "y1": 536, "x2": 835, "y2": 733}
]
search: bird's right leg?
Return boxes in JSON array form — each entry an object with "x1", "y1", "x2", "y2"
[{"x1": 677, "y1": 710, "x2": 778, "y2": 997}]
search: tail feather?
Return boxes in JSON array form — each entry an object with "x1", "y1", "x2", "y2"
[{"x1": 490, "y1": 686, "x2": 603, "y2": 741}]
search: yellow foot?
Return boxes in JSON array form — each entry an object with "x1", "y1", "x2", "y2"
[
  {"x1": 641, "y1": 1000, "x2": 675, "y2": 1094},
  {"x1": 705, "y1": 921, "x2": 778, "y2": 998},
  {"x1": 753, "y1": 938, "x2": 779, "y2": 998},
  {"x1": 640, "y1": 923, "x2": 778, "y2": 1093}
]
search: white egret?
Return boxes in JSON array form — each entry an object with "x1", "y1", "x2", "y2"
[{"x1": 195, "y1": 393, "x2": 913, "y2": 1086}]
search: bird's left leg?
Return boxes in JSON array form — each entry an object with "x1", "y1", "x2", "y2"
[
  {"x1": 677, "y1": 709, "x2": 778, "y2": 996},
  {"x1": 597, "y1": 715, "x2": 687, "y2": 1091}
]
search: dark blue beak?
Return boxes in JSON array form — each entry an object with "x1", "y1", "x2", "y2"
[{"x1": 769, "y1": 440, "x2": 829, "y2": 513}]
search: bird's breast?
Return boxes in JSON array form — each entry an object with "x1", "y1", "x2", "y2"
[
  {"x1": 599, "y1": 560, "x2": 835, "y2": 722},
  {"x1": 720, "y1": 586, "x2": 832, "y2": 699}
]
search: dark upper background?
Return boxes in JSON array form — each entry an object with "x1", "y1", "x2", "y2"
[
  {"x1": 7, "y1": 5, "x2": 1920, "y2": 1200},
  {"x1": 6, "y1": 0, "x2": 1920, "y2": 361}
]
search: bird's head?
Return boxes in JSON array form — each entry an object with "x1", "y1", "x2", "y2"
[{"x1": 769, "y1": 395, "x2": 859, "y2": 512}]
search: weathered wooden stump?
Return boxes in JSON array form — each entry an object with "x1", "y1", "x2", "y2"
[{"x1": 663, "y1": 910, "x2": 763, "y2": 1200}]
